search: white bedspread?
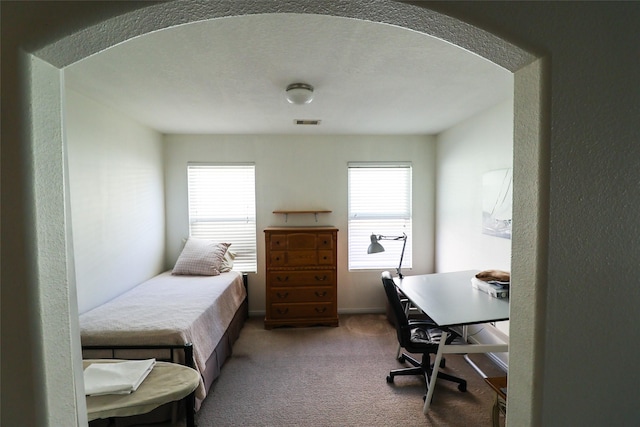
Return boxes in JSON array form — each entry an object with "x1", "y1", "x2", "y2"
[{"x1": 79, "y1": 270, "x2": 246, "y2": 400}]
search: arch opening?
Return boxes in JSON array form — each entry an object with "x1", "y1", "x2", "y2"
[{"x1": 23, "y1": 1, "x2": 545, "y2": 424}]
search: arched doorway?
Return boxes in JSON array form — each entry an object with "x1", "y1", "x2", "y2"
[{"x1": 24, "y1": 1, "x2": 545, "y2": 424}]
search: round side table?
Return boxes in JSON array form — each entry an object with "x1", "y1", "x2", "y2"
[{"x1": 84, "y1": 359, "x2": 199, "y2": 427}]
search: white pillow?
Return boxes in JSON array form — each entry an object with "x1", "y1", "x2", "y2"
[
  {"x1": 172, "y1": 238, "x2": 230, "y2": 276},
  {"x1": 219, "y1": 249, "x2": 236, "y2": 273}
]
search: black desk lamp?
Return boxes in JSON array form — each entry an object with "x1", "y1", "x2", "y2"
[{"x1": 367, "y1": 232, "x2": 408, "y2": 278}]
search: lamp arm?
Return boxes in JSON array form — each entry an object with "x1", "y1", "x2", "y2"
[
  {"x1": 397, "y1": 234, "x2": 407, "y2": 279},
  {"x1": 375, "y1": 234, "x2": 406, "y2": 242},
  {"x1": 368, "y1": 232, "x2": 408, "y2": 278}
]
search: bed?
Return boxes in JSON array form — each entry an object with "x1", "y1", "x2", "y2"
[{"x1": 80, "y1": 238, "x2": 248, "y2": 419}]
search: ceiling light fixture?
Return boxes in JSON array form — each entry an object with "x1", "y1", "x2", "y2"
[{"x1": 285, "y1": 83, "x2": 314, "y2": 105}]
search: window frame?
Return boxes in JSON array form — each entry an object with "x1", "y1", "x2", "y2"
[
  {"x1": 347, "y1": 162, "x2": 412, "y2": 272},
  {"x1": 186, "y1": 162, "x2": 257, "y2": 273}
]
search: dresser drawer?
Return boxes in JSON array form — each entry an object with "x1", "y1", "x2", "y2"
[
  {"x1": 269, "y1": 232, "x2": 320, "y2": 250},
  {"x1": 268, "y1": 286, "x2": 335, "y2": 303},
  {"x1": 268, "y1": 271, "x2": 335, "y2": 286},
  {"x1": 318, "y1": 250, "x2": 334, "y2": 265},
  {"x1": 286, "y1": 233, "x2": 319, "y2": 250},
  {"x1": 269, "y1": 302, "x2": 335, "y2": 319},
  {"x1": 268, "y1": 234, "x2": 288, "y2": 250},
  {"x1": 268, "y1": 250, "x2": 335, "y2": 267},
  {"x1": 317, "y1": 233, "x2": 335, "y2": 249},
  {"x1": 285, "y1": 250, "x2": 320, "y2": 266}
]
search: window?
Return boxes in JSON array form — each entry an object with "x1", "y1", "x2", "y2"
[
  {"x1": 187, "y1": 164, "x2": 257, "y2": 272},
  {"x1": 348, "y1": 163, "x2": 412, "y2": 271}
]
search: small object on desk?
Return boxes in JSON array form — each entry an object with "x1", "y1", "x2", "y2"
[
  {"x1": 475, "y1": 269, "x2": 510, "y2": 283},
  {"x1": 471, "y1": 277, "x2": 509, "y2": 299},
  {"x1": 488, "y1": 280, "x2": 510, "y2": 288}
]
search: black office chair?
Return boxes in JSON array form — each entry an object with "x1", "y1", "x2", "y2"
[
  {"x1": 392, "y1": 291, "x2": 430, "y2": 359},
  {"x1": 381, "y1": 271, "x2": 467, "y2": 399}
]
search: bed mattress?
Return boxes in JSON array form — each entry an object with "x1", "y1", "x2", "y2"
[{"x1": 79, "y1": 270, "x2": 247, "y2": 401}]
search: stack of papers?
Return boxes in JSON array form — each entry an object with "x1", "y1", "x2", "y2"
[{"x1": 84, "y1": 359, "x2": 156, "y2": 396}]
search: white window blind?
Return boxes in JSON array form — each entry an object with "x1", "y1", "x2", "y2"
[
  {"x1": 348, "y1": 163, "x2": 412, "y2": 271},
  {"x1": 187, "y1": 164, "x2": 257, "y2": 272}
]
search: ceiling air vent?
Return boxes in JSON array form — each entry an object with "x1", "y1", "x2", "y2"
[{"x1": 294, "y1": 119, "x2": 321, "y2": 126}]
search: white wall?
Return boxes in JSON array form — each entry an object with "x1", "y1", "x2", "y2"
[
  {"x1": 436, "y1": 100, "x2": 513, "y2": 274},
  {"x1": 436, "y1": 99, "x2": 514, "y2": 367},
  {"x1": 164, "y1": 134, "x2": 437, "y2": 315},
  {"x1": 66, "y1": 89, "x2": 166, "y2": 313}
]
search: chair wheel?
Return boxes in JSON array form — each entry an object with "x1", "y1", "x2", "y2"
[
  {"x1": 386, "y1": 375, "x2": 394, "y2": 383},
  {"x1": 458, "y1": 383, "x2": 467, "y2": 392},
  {"x1": 439, "y1": 359, "x2": 446, "y2": 368},
  {"x1": 398, "y1": 355, "x2": 405, "y2": 363}
]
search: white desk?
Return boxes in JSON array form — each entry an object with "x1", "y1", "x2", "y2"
[{"x1": 394, "y1": 270, "x2": 509, "y2": 414}]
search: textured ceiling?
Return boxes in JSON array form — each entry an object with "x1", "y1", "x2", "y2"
[{"x1": 65, "y1": 13, "x2": 513, "y2": 135}]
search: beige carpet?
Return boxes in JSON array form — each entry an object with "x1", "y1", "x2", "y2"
[{"x1": 194, "y1": 314, "x2": 506, "y2": 427}]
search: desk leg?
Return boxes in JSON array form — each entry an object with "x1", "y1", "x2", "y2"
[{"x1": 423, "y1": 331, "x2": 448, "y2": 414}]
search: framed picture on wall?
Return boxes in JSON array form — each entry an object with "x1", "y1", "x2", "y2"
[{"x1": 482, "y1": 168, "x2": 512, "y2": 239}]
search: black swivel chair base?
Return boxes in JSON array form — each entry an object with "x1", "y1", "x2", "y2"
[{"x1": 386, "y1": 352, "x2": 468, "y2": 398}]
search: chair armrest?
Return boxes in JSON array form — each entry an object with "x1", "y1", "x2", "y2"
[
  {"x1": 407, "y1": 321, "x2": 464, "y2": 345},
  {"x1": 408, "y1": 319, "x2": 438, "y2": 328}
]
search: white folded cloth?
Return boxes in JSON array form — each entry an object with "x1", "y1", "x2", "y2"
[{"x1": 84, "y1": 359, "x2": 156, "y2": 396}]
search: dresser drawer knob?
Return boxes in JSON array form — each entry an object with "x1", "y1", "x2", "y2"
[
  {"x1": 315, "y1": 275, "x2": 328, "y2": 281},
  {"x1": 315, "y1": 291, "x2": 328, "y2": 298},
  {"x1": 315, "y1": 307, "x2": 327, "y2": 313},
  {"x1": 276, "y1": 292, "x2": 289, "y2": 299},
  {"x1": 276, "y1": 308, "x2": 289, "y2": 315},
  {"x1": 276, "y1": 276, "x2": 289, "y2": 282}
]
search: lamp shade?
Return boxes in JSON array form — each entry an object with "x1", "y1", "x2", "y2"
[
  {"x1": 286, "y1": 83, "x2": 314, "y2": 104},
  {"x1": 367, "y1": 234, "x2": 385, "y2": 254}
]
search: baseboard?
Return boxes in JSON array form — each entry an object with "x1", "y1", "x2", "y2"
[
  {"x1": 338, "y1": 308, "x2": 386, "y2": 314},
  {"x1": 248, "y1": 309, "x2": 388, "y2": 318},
  {"x1": 465, "y1": 323, "x2": 509, "y2": 372},
  {"x1": 248, "y1": 310, "x2": 265, "y2": 317},
  {"x1": 484, "y1": 351, "x2": 509, "y2": 372}
]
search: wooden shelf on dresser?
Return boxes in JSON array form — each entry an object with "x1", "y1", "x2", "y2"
[
  {"x1": 272, "y1": 210, "x2": 332, "y2": 222},
  {"x1": 264, "y1": 226, "x2": 339, "y2": 329}
]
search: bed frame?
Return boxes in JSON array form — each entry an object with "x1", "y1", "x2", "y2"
[{"x1": 82, "y1": 273, "x2": 248, "y2": 426}]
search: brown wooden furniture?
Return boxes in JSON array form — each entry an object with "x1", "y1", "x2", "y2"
[
  {"x1": 272, "y1": 210, "x2": 332, "y2": 223},
  {"x1": 264, "y1": 226, "x2": 338, "y2": 329},
  {"x1": 484, "y1": 376, "x2": 507, "y2": 427}
]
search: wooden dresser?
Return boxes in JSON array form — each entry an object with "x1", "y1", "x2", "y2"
[{"x1": 264, "y1": 226, "x2": 339, "y2": 329}]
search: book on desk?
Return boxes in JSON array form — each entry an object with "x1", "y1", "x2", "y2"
[{"x1": 471, "y1": 277, "x2": 509, "y2": 299}]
